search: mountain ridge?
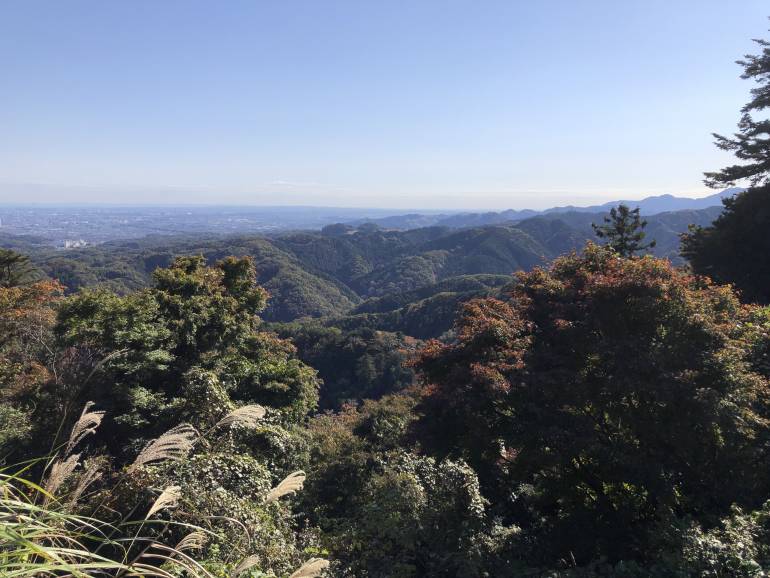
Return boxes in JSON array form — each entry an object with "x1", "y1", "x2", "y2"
[
  {"x1": 0, "y1": 203, "x2": 728, "y2": 328},
  {"x1": 348, "y1": 187, "x2": 744, "y2": 230}
]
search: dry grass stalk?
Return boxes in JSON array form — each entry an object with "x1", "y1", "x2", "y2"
[
  {"x1": 214, "y1": 404, "x2": 266, "y2": 430},
  {"x1": 44, "y1": 453, "x2": 80, "y2": 497},
  {"x1": 175, "y1": 531, "x2": 207, "y2": 554},
  {"x1": 265, "y1": 471, "x2": 306, "y2": 503},
  {"x1": 65, "y1": 401, "x2": 105, "y2": 455},
  {"x1": 129, "y1": 424, "x2": 198, "y2": 471},
  {"x1": 146, "y1": 485, "x2": 181, "y2": 518},
  {"x1": 231, "y1": 554, "x2": 261, "y2": 577},
  {"x1": 289, "y1": 557, "x2": 330, "y2": 578},
  {"x1": 67, "y1": 460, "x2": 103, "y2": 505}
]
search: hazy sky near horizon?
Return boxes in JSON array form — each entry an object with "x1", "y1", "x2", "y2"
[{"x1": 1, "y1": 1, "x2": 768, "y2": 210}]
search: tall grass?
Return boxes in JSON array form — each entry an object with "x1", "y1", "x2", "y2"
[
  {"x1": 0, "y1": 470, "x2": 180, "y2": 577},
  {"x1": 0, "y1": 402, "x2": 329, "y2": 577}
]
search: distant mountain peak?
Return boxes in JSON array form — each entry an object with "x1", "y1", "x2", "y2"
[
  {"x1": 347, "y1": 188, "x2": 743, "y2": 231},
  {"x1": 543, "y1": 187, "x2": 743, "y2": 216}
]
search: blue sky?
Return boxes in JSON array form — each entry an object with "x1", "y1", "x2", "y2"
[{"x1": 1, "y1": 1, "x2": 768, "y2": 209}]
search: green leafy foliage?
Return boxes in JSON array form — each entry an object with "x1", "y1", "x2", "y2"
[
  {"x1": 0, "y1": 256, "x2": 330, "y2": 576},
  {"x1": 683, "y1": 185, "x2": 770, "y2": 304},
  {"x1": 3, "y1": 231, "x2": 770, "y2": 576},
  {"x1": 1, "y1": 205, "x2": 720, "y2": 334},
  {"x1": 270, "y1": 324, "x2": 418, "y2": 409},
  {"x1": 0, "y1": 412, "x2": 327, "y2": 578},
  {"x1": 4, "y1": 25, "x2": 770, "y2": 567},
  {"x1": 52, "y1": 255, "x2": 319, "y2": 454},
  {"x1": 0, "y1": 248, "x2": 37, "y2": 287},
  {"x1": 301, "y1": 393, "x2": 519, "y2": 577},
  {"x1": 416, "y1": 244, "x2": 770, "y2": 567}
]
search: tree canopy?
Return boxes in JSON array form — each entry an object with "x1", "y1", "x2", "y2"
[
  {"x1": 683, "y1": 27, "x2": 770, "y2": 303},
  {"x1": 592, "y1": 204, "x2": 655, "y2": 257},
  {"x1": 0, "y1": 248, "x2": 37, "y2": 287},
  {"x1": 704, "y1": 33, "x2": 770, "y2": 188},
  {"x1": 52, "y1": 255, "x2": 319, "y2": 453},
  {"x1": 0, "y1": 255, "x2": 327, "y2": 576},
  {"x1": 415, "y1": 244, "x2": 770, "y2": 566}
]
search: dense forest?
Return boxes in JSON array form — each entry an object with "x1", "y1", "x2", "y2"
[
  {"x1": 4, "y1": 204, "x2": 723, "y2": 315},
  {"x1": 3, "y1": 24, "x2": 770, "y2": 578}
]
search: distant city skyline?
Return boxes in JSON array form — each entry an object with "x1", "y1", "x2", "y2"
[{"x1": 2, "y1": 1, "x2": 768, "y2": 209}]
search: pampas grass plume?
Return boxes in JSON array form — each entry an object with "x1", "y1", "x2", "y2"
[
  {"x1": 289, "y1": 557, "x2": 330, "y2": 578},
  {"x1": 129, "y1": 424, "x2": 198, "y2": 471},
  {"x1": 45, "y1": 453, "x2": 80, "y2": 496},
  {"x1": 146, "y1": 485, "x2": 181, "y2": 518},
  {"x1": 65, "y1": 401, "x2": 105, "y2": 455},
  {"x1": 265, "y1": 471, "x2": 306, "y2": 503},
  {"x1": 215, "y1": 404, "x2": 266, "y2": 430},
  {"x1": 231, "y1": 554, "x2": 261, "y2": 577},
  {"x1": 175, "y1": 531, "x2": 207, "y2": 553}
]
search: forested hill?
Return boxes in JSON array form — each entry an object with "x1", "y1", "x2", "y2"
[{"x1": 1, "y1": 205, "x2": 722, "y2": 330}]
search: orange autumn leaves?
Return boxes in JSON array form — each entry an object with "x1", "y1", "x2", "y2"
[{"x1": 0, "y1": 279, "x2": 63, "y2": 395}]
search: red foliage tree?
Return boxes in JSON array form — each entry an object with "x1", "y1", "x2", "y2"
[{"x1": 416, "y1": 244, "x2": 770, "y2": 564}]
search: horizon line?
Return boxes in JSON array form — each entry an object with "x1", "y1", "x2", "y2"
[{"x1": 0, "y1": 187, "x2": 737, "y2": 214}]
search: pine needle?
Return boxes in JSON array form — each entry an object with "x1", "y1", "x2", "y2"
[
  {"x1": 265, "y1": 471, "x2": 306, "y2": 503},
  {"x1": 129, "y1": 424, "x2": 198, "y2": 471},
  {"x1": 289, "y1": 557, "x2": 330, "y2": 578}
]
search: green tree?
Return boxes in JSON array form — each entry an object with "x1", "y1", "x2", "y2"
[
  {"x1": 0, "y1": 249, "x2": 36, "y2": 287},
  {"x1": 271, "y1": 323, "x2": 417, "y2": 409},
  {"x1": 703, "y1": 33, "x2": 770, "y2": 188},
  {"x1": 592, "y1": 204, "x2": 655, "y2": 257},
  {"x1": 53, "y1": 255, "x2": 320, "y2": 453},
  {"x1": 683, "y1": 28, "x2": 770, "y2": 303},
  {"x1": 302, "y1": 393, "x2": 517, "y2": 577},
  {"x1": 0, "y1": 256, "x2": 327, "y2": 573},
  {"x1": 340, "y1": 452, "x2": 497, "y2": 578},
  {"x1": 415, "y1": 244, "x2": 770, "y2": 566},
  {"x1": 682, "y1": 188, "x2": 770, "y2": 303}
]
